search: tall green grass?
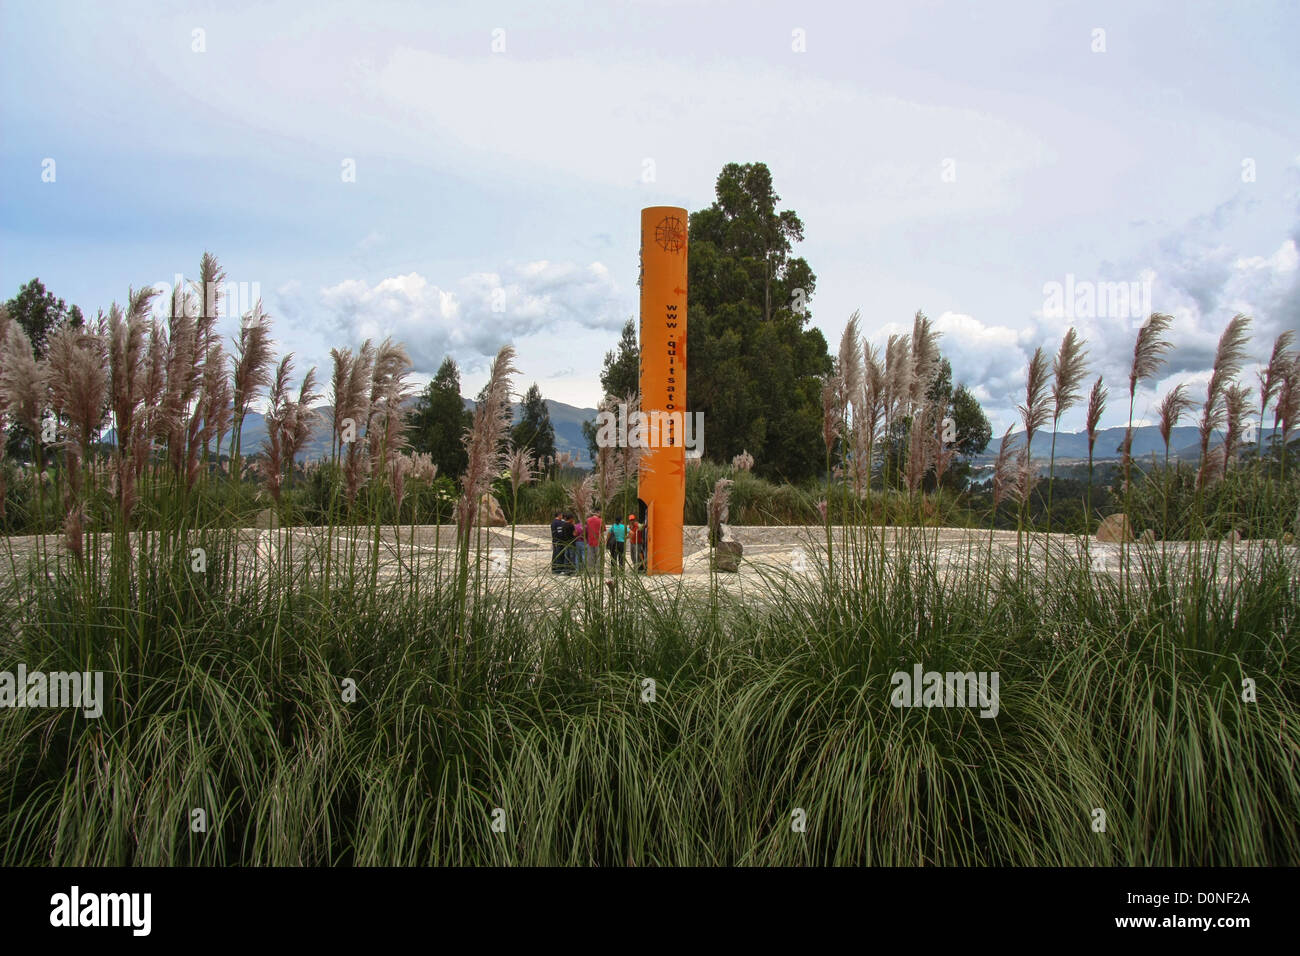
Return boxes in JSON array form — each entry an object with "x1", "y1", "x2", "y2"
[
  {"x1": 2, "y1": 515, "x2": 1295, "y2": 865},
  {"x1": 2, "y1": 292, "x2": 1297, "y2": 866}
]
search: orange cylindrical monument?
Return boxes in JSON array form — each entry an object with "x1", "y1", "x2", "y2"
[{"x1": 637, "y1": 206, "x2": 688, "y2": 574}]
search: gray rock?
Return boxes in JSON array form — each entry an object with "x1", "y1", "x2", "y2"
[
  {"x1": 477, "y1": 493, "x2": 507, "y2": 527},
  {"x1": 1096, "y1": 513, "x2": 1132, "y2": 543},
  {"x1": 713, "y1": 540, "x2": 743, "y2": 572}
]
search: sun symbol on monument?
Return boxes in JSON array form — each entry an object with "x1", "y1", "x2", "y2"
[{"x1": 654, "y1": 215, "x2": 686, "y2": 253}]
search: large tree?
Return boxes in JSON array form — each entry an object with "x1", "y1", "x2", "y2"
[
  {"x1": 582, "y1": 318, "x2": 640, "y2": 461},
  {"x1": 882, "y1": 357, "x2": 993, "y2": 490},
  {"x1": 686, "y1": 162, "x2": 831, "y2": 481},
  {"x1": 600, "y1": 318, "x2": 640, "y2": 398},
  {"x1": 4, "y1": 279, "x2": 83, "y2": 460},
  {"x1": 511, "y1": 382, "x2": 556, "y2": 463},
  {"x1": 949, "y1": 384, "x2": 993, "y2": 462},
  {"x1": 925, "y1": 358, "x2": 992, "y2": 465},
  {"x1": 4, "y1": 279, "x2": 78, "y2": 359},
  {"x1": 407, "y1": 356, "x2": 472, "y2": 478}
]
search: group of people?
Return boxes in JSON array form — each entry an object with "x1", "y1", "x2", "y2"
[{"x1": 550, "y1": 511, "x2": 646, "y2": 574}]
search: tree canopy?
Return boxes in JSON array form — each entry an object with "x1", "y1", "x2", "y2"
[
  {"x1": 511, "y1": 383, "x2": 556, "y2": 463},
  {"x1": 686, "y1": 162, "x2": 831, "y2": 481},
  {"x1": 5, "y1": 278, "x2": 82, "y2": 359},
  {"x1": 599, "y1": 319, "x2": 640, "y2": 400},
  {"x1": 407, "y1": 356, "x2": 471, "y2": 478},
  {"x1": 883, "y1": 357, "x2": 993, "y2": 491},
  {"x1": 582, "y1": 318, "x2": 640, "y2": 462},
  {"x1": 4, "y1": 278, "x2": 84, "y2": 460}
]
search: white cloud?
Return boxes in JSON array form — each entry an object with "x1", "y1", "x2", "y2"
[
  {"x1": 361, "y1": 48, "x2": 1050, "y2": 224},
  {"x1": 271, "y1": 259, "x2": 624, "y2": 401},
  {"x1": 873, "y1": 222, "x2": 1300, "y2": 435}
]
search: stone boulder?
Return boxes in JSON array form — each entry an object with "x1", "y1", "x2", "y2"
[
  {"x1": 1223, "y1": 529, "x2": 1242, "y2": 545},
  {"x1": 1096, "y1": 513, "x2": 1132, "y2": 543},
  {"x1": 1139, "y1": 528, "x2": 1156, "y2": 547},
  {"x1": 477, "y1": 493, "x2": 507, "y2": 527},
  {"x1": 713, "y1": 540, "x2": 743, "y2": 572},
  {"x1": 708, "y1": 522, "x2": 735, "y2": 549}
]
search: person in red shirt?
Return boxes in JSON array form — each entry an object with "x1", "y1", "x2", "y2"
[
  {"x1": 627, "y1": 514, "x2": 643, "y2": 571},
  {"x1": 584, "y1": 513, "x2": 603, "y2": 570}
]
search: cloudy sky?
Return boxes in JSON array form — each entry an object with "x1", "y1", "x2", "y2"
[{"x1": 2, "y1": 0, "x2": 1297, "y2": 433}]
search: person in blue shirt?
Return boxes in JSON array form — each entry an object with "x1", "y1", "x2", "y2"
[{"x1": 608, "y1": 517, "x2": 628, "y2": 567}]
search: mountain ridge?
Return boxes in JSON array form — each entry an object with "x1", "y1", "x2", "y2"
[{"x1": 129, "y1": 401, "x2": 1283, "y2": 469}]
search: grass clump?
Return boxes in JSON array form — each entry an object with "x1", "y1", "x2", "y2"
[
  {"x1": 0, "y1": 269, "x2": 1297, "y2": 866},
  {"x1": 1, "y1": 522, "x2": 1296, "y2": 866}
]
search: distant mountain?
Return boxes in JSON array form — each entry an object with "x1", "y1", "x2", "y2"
[
  {"x1": 459, "y1": 397, "x2": 598, "y2": 465},
  {"x1": 974, "y1": 424, "x2": 1283, "y2": 463},
  {"x1": 228, "y1": 396, "x2": 601, "y2": 465},
  {"x1": 126, "y1": 403, "x2": 1282, "y2": 471},
  {"x1": 234, "y1": 406, "x2": 333, "y2": 462},
  {"x1": 536, "y1": 399, "x2": 599, "y2": 464}
]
